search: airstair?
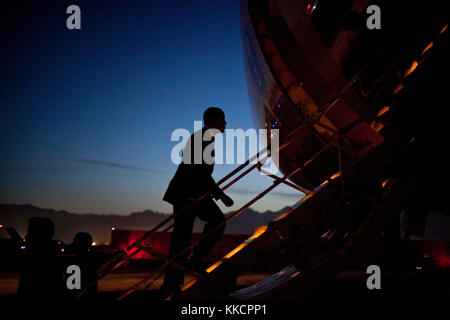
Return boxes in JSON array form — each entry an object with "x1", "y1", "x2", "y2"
[{"x1": 76, "y1": 22, "x2": 448, "y2": 301}]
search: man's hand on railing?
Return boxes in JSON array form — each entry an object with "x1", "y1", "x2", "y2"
[{"x1": 220, "y1": 194, "x2": 234, "y2": 207}]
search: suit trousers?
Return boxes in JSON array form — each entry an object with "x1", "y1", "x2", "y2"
[{"x1": 163, "y1": 197, "x2": 226, "y2": 288}]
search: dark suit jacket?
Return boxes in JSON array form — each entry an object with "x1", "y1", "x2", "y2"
[{"x1": 163, "y1": 127, "x2": 225, "y2": 205}]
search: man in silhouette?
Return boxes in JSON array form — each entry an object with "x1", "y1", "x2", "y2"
[
  {"x1": 161, "y1": 107, "x2": 234, "y2": 295},
  {"x1": 17, "y1": 217, "x2": 65, "y2": 299},
  {"x1": 66, "y1": 232, "x2": 98, "y2": 300}
]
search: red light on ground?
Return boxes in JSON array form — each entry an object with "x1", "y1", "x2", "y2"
[
  {"x1": 412, "y1": 241, "x2": 450, "y2": 268},
  {"x1": 440, "y1": 257, "x2": 450, "y2": 267}
]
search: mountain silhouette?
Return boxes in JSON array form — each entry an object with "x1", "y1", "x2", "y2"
[{"x1": 0, "y1": 204, "x2": 288, "y2": 244}]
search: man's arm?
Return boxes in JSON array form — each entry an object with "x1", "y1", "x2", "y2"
[
  {"x1": 209, "y1": 176, "x2": 225, "y2": 200},
  {"x1": 208, "y1": 176, "x2": 234, "y2": 207}
]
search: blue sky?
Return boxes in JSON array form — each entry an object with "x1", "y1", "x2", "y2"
[{"x1": 1, "y1": 0, "x2": 304, "y2": 215}]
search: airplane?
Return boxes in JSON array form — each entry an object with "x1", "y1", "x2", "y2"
[
  {"x1": 76, "y1": 0, "x2": 449, "y2": 300},
  {"x1": 168, "y1": 0, "x2": 450, "y2": 299}
]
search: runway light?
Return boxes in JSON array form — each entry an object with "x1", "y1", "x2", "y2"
[
  {"x1": 381, "y1": 179, "x2": 389, "y2": 188},
  {"x1": 440, "y1": 24, "x2": 448, "y2": 34}
]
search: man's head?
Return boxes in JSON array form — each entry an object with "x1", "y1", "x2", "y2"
[
  {"x1": 72, "y1": 232, "x2": 93, "y2": 254},
  {"x1": 203, "y1": 107, "x2": 226, "y2": 133},
  {"x1": 25, "y1": 217, "x2": 55, "y2": 251}
]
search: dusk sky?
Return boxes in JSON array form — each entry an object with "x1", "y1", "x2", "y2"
[{"x1": 1, "y1": 0, "x2": 305, "y2": 215}]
